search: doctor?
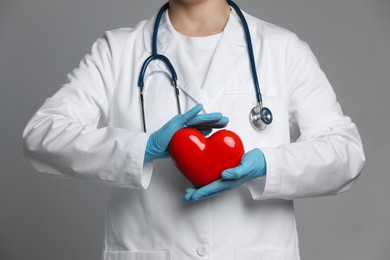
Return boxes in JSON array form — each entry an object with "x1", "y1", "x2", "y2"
[{"x1": 23, "y1": 0, "x2": 365, "y2": 259}]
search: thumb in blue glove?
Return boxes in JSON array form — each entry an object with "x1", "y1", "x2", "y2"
[
  {"x1": 184, "y1": 148, "x2": 266, "y2": 201},
  {"x1": 144, "y1": 104, "x2": 229, "y2": 162}
]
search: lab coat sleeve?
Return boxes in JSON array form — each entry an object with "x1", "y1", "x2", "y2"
[
  {"x1": 247, "y1": 32, "x2": 365, "y2": 200},
  {"x1": 22, "y1": 31, "x2": 153, "y2": 189}
]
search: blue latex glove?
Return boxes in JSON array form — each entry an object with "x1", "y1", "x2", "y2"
[
  {"x1": 184, "y1": 148, "x2": 266, "y2": 201},
  {"x1": 144, "y1": 104, "x2": 228, "y2": 162}
]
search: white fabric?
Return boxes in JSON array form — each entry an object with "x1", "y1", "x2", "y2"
[
  {"x1": 23, "y1": 8, "x2": 365, "y2": 260},
  {"x1": 172, "y1": 28, "x2": 222, "y2": 89}
]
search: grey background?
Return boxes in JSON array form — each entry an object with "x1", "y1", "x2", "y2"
[{"x1": 1, "y1": 0, "x2": 389, "y2": 259}]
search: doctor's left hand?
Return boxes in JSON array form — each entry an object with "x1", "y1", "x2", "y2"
[
  {"x1": 144, "y1": 104, "x2": 228, "y2": 162},
  {"x1": 184, "y1": 148, "x2": 266, "y2": 201}
]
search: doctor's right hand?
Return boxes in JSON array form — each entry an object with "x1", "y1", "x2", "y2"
[{"x1": 144, "y1": 104, "x2": 228, "y2": 162}]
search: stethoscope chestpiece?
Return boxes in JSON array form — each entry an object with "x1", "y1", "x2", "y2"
[{"x1": 250, "y1": 104, "x2": 273, "y2": 130}]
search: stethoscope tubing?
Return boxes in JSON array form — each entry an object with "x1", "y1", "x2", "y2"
[
  {"x1": 226, "y1": 0, "x2": 263, "y2": 106},
  {"x1": 137, "y1": 0, "x2": 272, "y2": 132}
]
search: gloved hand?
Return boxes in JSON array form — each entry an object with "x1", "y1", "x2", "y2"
[
  {"x1": 184, "y1": 148, "x2": 266, "y2": 201},
  {"x1": 144, "y1": 104, "x2": 228, "y2": 162}
]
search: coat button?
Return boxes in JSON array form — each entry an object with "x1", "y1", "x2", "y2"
[{"x1": 196, "y1": 246, "x2": 208, "y2": 257}]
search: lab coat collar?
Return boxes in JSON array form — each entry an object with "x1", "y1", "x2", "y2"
[
  {"x1": 142, "y1": 7, "x2": 258, "y2": 110},
  {"x1": 201, "y1": 9, "x2": 254, "y2": 101},
  {"x1": 143, "y1": 11, "x2": 211, "y2": 108}
]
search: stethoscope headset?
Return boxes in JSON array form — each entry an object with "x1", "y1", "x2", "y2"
[{"x1": 138, "y1": 0, "x2": 273, "y2": 133}]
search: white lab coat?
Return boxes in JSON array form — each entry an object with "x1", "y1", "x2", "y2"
[{"x1": 23, "y1": 8, "x2": 365, "y2": 260}]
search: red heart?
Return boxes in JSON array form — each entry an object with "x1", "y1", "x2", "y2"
[{"x1": 169, "y1": 128, "x2": 245, "y2": 188}]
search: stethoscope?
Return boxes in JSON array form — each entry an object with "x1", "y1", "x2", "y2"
[{"x1": 138, "y1": 0, "x2": 273, "y2": 132}]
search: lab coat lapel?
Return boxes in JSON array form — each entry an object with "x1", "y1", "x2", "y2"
[
  {"x1": 201, "y1": 10, "x2": 251, "y2": 100},
  {"x1": 164, "y1": 41, "x2": 211, "y2": 106},
  {"x1": 142, "y1": 12, "x2": 211, "y2": 107}
]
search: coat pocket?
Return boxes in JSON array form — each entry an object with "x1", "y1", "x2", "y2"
[
  {"x1": 236, "y1": 247, "x2": 300, "y2": 260},
  {"x1": 104, "y1": 250, "x2": 171, "y2": 260}
]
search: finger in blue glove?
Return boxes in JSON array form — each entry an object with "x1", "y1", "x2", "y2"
[
  {"x1": 184, "y1": 148, "x2": 266, "y2": 201},
  {"x1": 187, "y1": 113, "x2": 229, "y2": 129},
  {"x1": 145, "y1": 104, "x2": 229, "y2": 162}
]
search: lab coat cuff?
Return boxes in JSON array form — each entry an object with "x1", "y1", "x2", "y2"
[
  {"x1": 125, "y1": 133, "x2": 153, "y2": 189},
  {"x1": 247, "y1": 148, "x2": 281, "y2": 200}
]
